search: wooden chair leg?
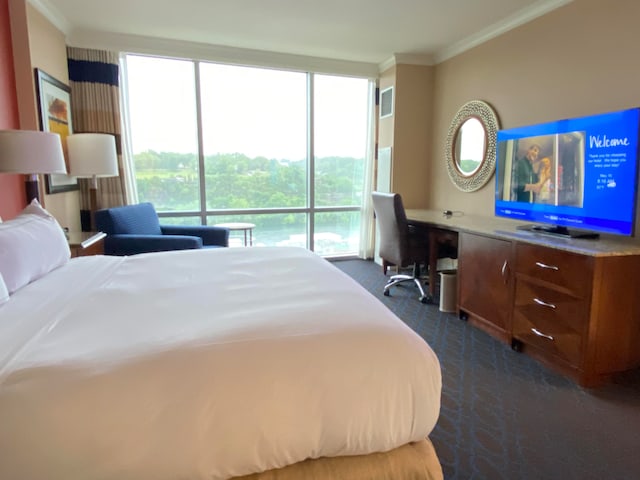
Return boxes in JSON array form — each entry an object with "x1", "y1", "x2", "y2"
[{"x1": 382, "y1": 260, "x2": 397, "y2": 275}]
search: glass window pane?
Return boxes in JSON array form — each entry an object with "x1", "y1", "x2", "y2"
[
  {"x1": 314, "y1": 211, "x2": 361, "y2": 256},
  {"x1": 200, "y1": 63, "x2": 308, "y2": 210},
  {"x1": 208, "y1": 213, "x2": 307, "y2": 248},
  {"x1": 125, "y1": 55, "x2": 200, "y2": 212},
  {"x1": 314, "y1": 75, "x2": 369, "y2": 207}
]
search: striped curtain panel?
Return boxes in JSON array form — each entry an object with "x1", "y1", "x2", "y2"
[{"x1": 67, "y1": 47, "x2": 125, "y2": 231}]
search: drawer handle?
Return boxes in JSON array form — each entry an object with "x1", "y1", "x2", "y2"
[
  {"x1": 501, "y1": 260, "x2": 509, "y2": 284},
  {"x1": 531, "y1": 328, "x2": 555, "y2": 341},
  {"x1": 534, "y1": 297, "x2": 557, "y2": 309},
  {"x1": 535, "y1": 261, "x2": 559, "y2": 271}
]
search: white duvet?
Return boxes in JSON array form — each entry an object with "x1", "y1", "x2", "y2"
[{"x1": 0, "y1": 246, "x2": 441, "y2": 480}]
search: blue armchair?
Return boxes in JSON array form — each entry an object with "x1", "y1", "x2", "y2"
[{"x1": 95, "y1": 203, "x2": 229, "y2": 255}]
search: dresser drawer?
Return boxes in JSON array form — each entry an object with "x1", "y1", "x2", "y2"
[
  {"x1": 515, "y1": 243, "x2": 593, "y2": 296},
  {"x1": 512, "y1": 279, "x2": 588, "y2": 367}
]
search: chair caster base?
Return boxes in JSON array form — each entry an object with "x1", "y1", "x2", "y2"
[
  {"x1": 511, "y1": 339, "x2": 523, "y2": 352},
  {"x1": 419, "y1": 295, "x2": 431, "y2": 304},
  {"x1": 383, "y1": 290, "x2": 391, "y2": 297}
]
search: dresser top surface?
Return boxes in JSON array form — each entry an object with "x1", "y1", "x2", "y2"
[{"x1": 405, "y1": 209, "x2": 640, "y2": 257}]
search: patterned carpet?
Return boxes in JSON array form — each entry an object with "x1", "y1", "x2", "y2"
[{"x1": 331, "y1": 258, "x2": 640, "y2": 480}]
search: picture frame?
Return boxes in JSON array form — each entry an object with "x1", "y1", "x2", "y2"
[{"x1": 34, "y1": 68, "x2": 79, "y2": 194}]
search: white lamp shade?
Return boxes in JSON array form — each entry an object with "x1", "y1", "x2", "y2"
[
  {"x1": 0, "y1": 130, "x2": 67, "y2": 174},
  {"x1": 67, "y1": 133, "x2": 118, "y2": 177}
]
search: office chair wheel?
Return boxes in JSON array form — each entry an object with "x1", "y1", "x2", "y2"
[
  {"x1": 511, "y1": 339, "x2": 523, "y2": 352},
  {"x1": 384, "y1": 290, "x2": 391, "y2": 296},
  {"x1": 419, "y1": 295, "x2": 431, "y2": 304}
]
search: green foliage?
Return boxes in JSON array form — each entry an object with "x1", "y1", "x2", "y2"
[
  {"x1": 458, "y1": 158, "x2": 480, "y2": 174},
  {"x1": 134, "y1": 151, "x2": 365, "y2": 212}
]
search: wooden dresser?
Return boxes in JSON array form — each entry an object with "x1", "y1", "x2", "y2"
[{"x1": 406, "y1": 210, "x2": 640, "y2": 387}]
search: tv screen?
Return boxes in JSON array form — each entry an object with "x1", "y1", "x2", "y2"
[{"x1": 495, "y1": 107, "x2": 640, "y2": 237}]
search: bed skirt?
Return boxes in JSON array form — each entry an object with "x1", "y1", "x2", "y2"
[{"x1": 235, "y1": 438, "x2": 443, "y2": 480}]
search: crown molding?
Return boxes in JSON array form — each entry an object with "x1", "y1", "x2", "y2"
[
  {"x1": 28, "y1": 0, "x2": 71, "y2": 34},
  {"x1": 434, "y1": 0, "x2": 574, "y2": 63},
  {"x1": 378, "y1": 53, "x2": 434, "y2": 73},
  {"x1": 67, "y1": 29, "x2": 380, "y2": 78},
  {"x1": 31, "y1": 0, "x2": 573, "y2": 75},
  {"x1": 378, "y1": 56, "x2": 396, "y2": 73},
  {"x1": 379, "y1": 0, "x2": 573, "y2": 71}
]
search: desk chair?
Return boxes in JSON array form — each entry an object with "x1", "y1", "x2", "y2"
[{"x1": 372, "y1": 192, "x2": 432, "y2": 303}]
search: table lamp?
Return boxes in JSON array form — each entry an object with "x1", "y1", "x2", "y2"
[
  {"x1": 0, "y1": 130, "x2": 67, "y2": 203},
  {"x1": 67, "y1": 133, "x2": 118, "y2": 231}
]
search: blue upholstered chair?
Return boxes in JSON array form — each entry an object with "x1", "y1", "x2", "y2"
[{"x1": 95, "y1": 202, "x2": 229, "y2": 255}]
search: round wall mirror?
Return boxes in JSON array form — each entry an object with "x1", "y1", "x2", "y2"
[{"x1": 445, "y1": 100, "x2": 499, "y2": 192}]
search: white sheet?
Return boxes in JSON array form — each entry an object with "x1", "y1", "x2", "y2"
[{"x1": 0, "y1": 246, "x2": 441, "y2": 480}]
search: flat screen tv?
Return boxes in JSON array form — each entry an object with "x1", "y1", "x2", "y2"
[{"x1": 495, "y1": 107, "x2": 640, "y2": 238}]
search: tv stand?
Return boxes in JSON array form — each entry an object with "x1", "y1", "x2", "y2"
[{"x1": 516, "y1": 224, "x2": 600, "y2": 239}]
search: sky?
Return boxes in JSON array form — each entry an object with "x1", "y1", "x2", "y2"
[{"x1": 124, "y1": 55, "x2": 371, "y2": 160}]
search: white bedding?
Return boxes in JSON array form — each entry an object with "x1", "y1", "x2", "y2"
[{"x1": 0, "y1": 246, "x2": 441, "y2": 480}]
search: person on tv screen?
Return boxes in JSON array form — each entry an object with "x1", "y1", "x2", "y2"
[
  {"x1": 514, "y1": 144, "x2": 541, "y2": 202},
  {"x1": 535, "y1": 157, "x2": 553, "y2": 203}
]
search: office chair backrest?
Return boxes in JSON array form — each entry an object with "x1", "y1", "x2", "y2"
[{"x1": 371, "y1": 192, "x2": 410, "y2": 266}]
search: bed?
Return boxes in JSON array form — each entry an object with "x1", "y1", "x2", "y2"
[{"x1": 0, "y1": 202, "x2": 443, "y2": 480}]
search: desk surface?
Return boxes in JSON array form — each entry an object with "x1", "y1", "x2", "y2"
[{"x1": 405, "y1": 209, "x2": 640, "y2": 257}]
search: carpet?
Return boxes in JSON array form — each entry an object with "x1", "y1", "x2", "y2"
[{"x1": 332, "y1": 258, "x2": 640, "y2": 480}]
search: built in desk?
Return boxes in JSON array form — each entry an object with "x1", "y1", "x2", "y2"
[{"x1": 405, "y1": 209, "x2": 640, "y2": 387}]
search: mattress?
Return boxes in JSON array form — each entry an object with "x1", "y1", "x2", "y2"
[{"x1": 0, "y1": 246, "x2": 441, "y2": 479}]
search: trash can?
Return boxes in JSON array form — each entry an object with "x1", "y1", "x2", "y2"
[{"x1": 439, "y1": 270, "x2": 457, "y2": 313}]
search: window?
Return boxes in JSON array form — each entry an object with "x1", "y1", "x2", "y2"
[
  {"x1": 125, "y1": 56, "x2": 199, "y2": 212},
  {"x1": 123, "y1": 54, "x2": 373, "y2": 256},
  {"x1": 199, "y1": 63, "x2": 307, "y2": 210}
]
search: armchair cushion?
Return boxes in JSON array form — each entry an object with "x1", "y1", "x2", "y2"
[
  {"x1": 103, "y1": 234, "x2": 203, "y2": 256},
  {"x1": 160, "y1": 225, "x2": 229, "y2": 247}
]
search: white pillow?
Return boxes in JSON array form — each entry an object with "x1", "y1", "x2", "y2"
[
  {"x1": 22, "y1": 198, "x2": 54, "y2": 218},
  {"x1": 0, "y1": 272, "x2": 8, "y2": 305},
  {"x1": 0, "y1": 201, "x2": 70, "y2": 294}
]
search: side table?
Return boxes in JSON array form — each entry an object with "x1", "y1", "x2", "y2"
[
  {"x1": 214, "y1": 222, "x2": 255, "y2": 246},
  {"x1": 68, "y1": 231, "x2": 106, "y2": 258}
]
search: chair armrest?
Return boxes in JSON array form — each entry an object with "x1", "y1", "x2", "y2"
[
  {"x1": 104, "y1": 234, "x2": 203, "y2": 255},
  {"x1": 161, "y1": 225, "x2": 230, "y2": 247}
]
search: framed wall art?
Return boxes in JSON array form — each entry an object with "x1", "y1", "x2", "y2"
[{"x1": 35, "y1": 68, "x2": 78, "y2": 194}]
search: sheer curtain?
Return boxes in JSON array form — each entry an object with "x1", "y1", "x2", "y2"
[
  {"x1": 67, "y1": 47, "x2": 125, "y2": 229},
  {"x1": 117, "y1": 54, "x2": 139, "y2": 205},
  {"x1": 358, "y1": 79, "x2": 376, "y2": 259}
]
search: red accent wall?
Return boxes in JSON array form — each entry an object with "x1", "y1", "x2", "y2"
[{"x1": 0, "y1": 0, "x2": 24, "y2": 219}]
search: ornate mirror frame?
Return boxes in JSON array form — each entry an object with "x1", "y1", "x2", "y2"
[{"x1": 445, "y1": 100, "x2": 500, "y2": 192}]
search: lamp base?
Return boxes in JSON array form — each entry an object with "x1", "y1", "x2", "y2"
[
  {"x1": 88, "y1": 186, "x2": 98, "y2": 232},
  {"x1": 80, "y1": 209, "x2": 92, "y2": 232},
  {"x1": 25, "y1": 177, "x2": 40, "y2": 204}
]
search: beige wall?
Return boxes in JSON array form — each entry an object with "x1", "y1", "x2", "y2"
[
  {"x1": 25, "y1": 3, "x2": 80, "y2": 230},
  {"x1": 377, "y1": 63, "x2": 434, "y2": 208},
  {"x1": 393, "y1": 64, "x2": 434, "y2": 208},
  {"x1": 429, "y1": 0, "x2": 640, "y2": 224}
]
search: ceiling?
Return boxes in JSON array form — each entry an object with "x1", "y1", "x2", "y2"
[{"x1": 35, "y1": 0, "x2": 571, "y2": 66}]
